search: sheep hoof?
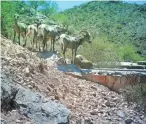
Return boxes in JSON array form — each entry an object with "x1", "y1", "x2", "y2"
[
  {"x1": 22, "y1": 44, "x2": 26, "y2": 47},
  {"x1": 64, "y1": 60, "x2": 66, "y2": 64},
  {"x1": 71, "y1": 60, "x2": 73, "y2": 64}
]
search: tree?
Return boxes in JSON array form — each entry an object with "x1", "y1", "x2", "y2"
[
  {"x1": 26, "y1": 1, "x2": 45, "y2": 10},
  {"x1": 1, "y1": 1, "x2": 58, "y2": 38},
  {"x1": 38, "y1": 1, "x2": 58, "y2": 17},
  {"x1": 52, "y1": 13, "x2": 69, "y2": 26},
  {"x1": 1, "y1": 1, "x2": 18, "y2": 38}
]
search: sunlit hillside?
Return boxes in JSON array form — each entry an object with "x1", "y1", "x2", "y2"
[{"x1": 62, "y1": 1, "x2": 146, "y2": 62}]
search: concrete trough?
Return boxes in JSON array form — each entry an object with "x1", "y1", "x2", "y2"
[
  {"x1": 82, "y1": 74, "x2": 141, "y2": 91},
  {"x1": 137, "y1": 61, "x2": 146, "y2": 65},
  {"x1": 57, "y1": 64, "x2": 146, "y2": 91},
  {"x1": 119, "y1": 65, "x2": 146, "y2": 69}
]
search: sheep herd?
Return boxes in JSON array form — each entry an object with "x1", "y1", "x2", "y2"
[{"x1": 13, "y1": 14, "x2": 91, "y2": 64}]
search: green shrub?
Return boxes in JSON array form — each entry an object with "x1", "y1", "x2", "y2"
[
  {"x1": 120, "y1": 84, "x2": 146, "y2": 112},
  {"x1": 116, "y1": 44, "x2": 144, "y2": 62},
  {"x1": 78, "y1": 37, "x2": 121, "y2": 68}
]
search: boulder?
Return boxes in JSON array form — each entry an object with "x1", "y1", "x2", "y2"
[
  {"x1": 15, "y1": 87, "x2": 70, "y2": 124},
  {"x1": 1, "y1": 72, "x2": 70, "y2": 124},
  {"x1": 75, "y1": 55, "x2": 93, "y2": 69},
  {"x1": 1, "y1": 73, "x2": 18, "y2": 112}
]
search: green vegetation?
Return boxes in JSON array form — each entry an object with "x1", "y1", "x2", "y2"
[
  {"x1": 116, "y1": 44, "x2": 144, "y2": 61},
  {"x1": 1, "y1": 1, "x2": 146, "y2": 63},
  {"x1": 1, "y1": 1, "x2": 58, "y2": 39},
  {"x1": 121, "y1": 84, "x2": 146, "y2": 112},
  {"x1": 62, "y1": 1, "x2": 146, "y2": 62}
]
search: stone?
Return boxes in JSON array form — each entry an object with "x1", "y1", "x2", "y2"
[
  {"x1": 1, "y1": 73, "x2": 18, "y2": 112},
  {"x1": 105, "y1": 101, "x2": 115, "y2": 108},
  {"x1": 75, "y1": 55, "x2": 93, "y2": 69},
  {"x1": 117, "y1": 111, "x2": 125, "y2": 118},
  {"x1": 1, "y1": 119, "x2": 7, "y2": 124},
  {"x1": 125, "y1": 118, "x2": 133, "y2": 124},
  {"x1": 28, "y1": 85, "x2": 33, "y2": 89},
  {"x1": 15, "y1": 87, "x2": 70, "y2": 124},
  {"x1": 25, "y1": 122, "x2": 32, "y2": 124},
  {"x1": 25, "y1": 67, "x2": 30, "y2": 74},
  {"x1": 90, "y1": 109, "x2": 99, "y2": 115},
  {"x1": 16, "y1": 53, "x2": 26, "y2": 59},
  {"x1": 16, "y1": 119, "x2": 21, "y2": 123},
  {"x1": 1, "y1": 72, "x2": 70, "y2": 124}
]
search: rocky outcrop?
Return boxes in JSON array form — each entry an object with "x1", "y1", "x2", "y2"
[
  {"x1": 15, "y1": 87, "x2": 70, "y2": 124},
  {"x1": 1, "y1": 71, "x2": 70, "y2": 124},
  {"x1": 1, "y1": 37, "x2": 146, "y2": 124}
]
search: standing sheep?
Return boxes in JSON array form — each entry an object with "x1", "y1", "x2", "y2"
[
  {"x1": 58, "y1": 31, "x2": 91, "y2": 64},
  {"x1": 37, "y1": 24, "x2": 67, "y2": 51},
  {"x1": 13, "y1": 14, "x2": 27, "y2": 46},
  {"x1": 25, "y1": 24, "x2": 39, "y2": 50}
]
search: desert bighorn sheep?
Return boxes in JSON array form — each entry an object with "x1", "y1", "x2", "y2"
[
  {"x1": 13, "y1": 14, "x2": 27, "y2": 46},
  {"x1": 37, "y1": 24, "x2": 67, "y2": 51},
  {"x1": 58, "y1": 31, "x2": 91, "y2": 64},
  {"x1": 25, "y1": 24, "x2": 39, "y2": 50},
  {"x1": 25, "y1": 19, "x2": 42, "y2": 50}
]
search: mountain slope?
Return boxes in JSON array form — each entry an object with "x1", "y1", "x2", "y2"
[{"x1": 62, "y1": 1, "x2": 146, "y2": 57}]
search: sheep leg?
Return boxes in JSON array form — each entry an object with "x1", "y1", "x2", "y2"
[
  {"x1": 74, "y1": 48, "x2": 77, "y2": 64},
  {"x1": 42, "y1": 33, "x2": 46, "y2": 51},
  {"x1": 35, "y1": 38, "x2": 38, "y2": 50},
  {"x1": 43, "y1": 38, "x2": 46, "y2": 51},
  {"x1": 50, "y1": 39, "x2": 52, "y2": 51},
  {"x1": 46, "y1": 40, "x2": 48, "y2": 50},
  {"x1": 39, "y1": 42, "x2": 41, "y2": 51},
  {"x1": 52, "y1": 38, "x2": 55, "y2": 51},
  {"x1": 44, "y1": 40, "x2": 47, "y2": 50},
  {"x1": 37, "y1": 38, "x2": 41, "y2": 51},
  {"x1": 61, "y1": 44, "x2": 63, "y2": 51},
  {"x1": 13, "y1": 31, "x2": 16, "y2": 43},
  {"x1": 63, "y1": 47, "x2": 67, "y2": 63},
  {"x1": 18, "y1": 33, "x2": 20, "y2": 45},
  {"x1": 32, "y1": 36, "x2": 35, "y2": 50},
  {"x1": 23, "y1": 34, "x2": 27, "y2": 47},
  {"x1": 44, "y1": 40, "x2": 47, "y2": 51},
  {"x1": 39, "y1": 39, "x2": 41, "y2": 51},
  {"x1": 71, "y1": 49, "x2": 74, "y2": 64}
]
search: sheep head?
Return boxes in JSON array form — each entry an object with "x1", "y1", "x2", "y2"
[
  {"x1": 80, "y1": 30, "x2": 91, "y2": 43},
  {"x1": 14, "y1": 14, "x2": 19, "y2": 21}
]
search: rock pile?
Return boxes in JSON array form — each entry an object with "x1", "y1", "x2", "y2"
[
  {"x1": 1, "y1": 37, "x2": 146, "y2": 124},
  {"x1": 1, "y1": 71, "x2": 70, "y2": 124}
]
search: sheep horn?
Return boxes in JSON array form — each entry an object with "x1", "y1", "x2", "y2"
[{"x1": 80, "y1": 30, "x2": 90, "y2": 36}]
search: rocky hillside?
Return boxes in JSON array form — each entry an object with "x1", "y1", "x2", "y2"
[
  {"x1": 63, "y1": 1, "x2": 146, "y2": 58},
  {"x1": 1, "y1": 36, "x2": 146, "y2": 124},
  {"x1": 2, "y1": 1, "x2": 146, "y2": 63}
]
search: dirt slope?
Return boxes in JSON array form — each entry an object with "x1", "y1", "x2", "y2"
[{"x1": 1, "y1": 36, "x2": 146, "y2": 124}]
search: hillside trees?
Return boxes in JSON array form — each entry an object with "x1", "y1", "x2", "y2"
[
  {"x1": 1, "y1": 1, "x2": 146, "y2": 62},
  {"x1": 1, "y1": 1, "x2": 21, "y2": 38},
  {"x1": 1, "y1": 1, "x2": 58, "y2": 39},
  {"x1": 63, "y1": 1, "x2": 146, "y2": 61}
]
